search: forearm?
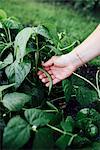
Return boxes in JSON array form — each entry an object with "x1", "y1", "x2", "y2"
[{"x1": 68, "y1": 24, "x2": 100, "y2": 68}]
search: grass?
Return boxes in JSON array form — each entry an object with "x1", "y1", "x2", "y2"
[{"x1": 0, "y1": 0, "x2": 100, "y2": 65}]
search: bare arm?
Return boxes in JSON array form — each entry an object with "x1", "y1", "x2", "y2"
[{"x1": 68, "y1": 24, "x2": 100, "y2": 69}]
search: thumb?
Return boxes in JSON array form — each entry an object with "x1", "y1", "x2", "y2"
[{"x1": 42, "y1": 56, "x2": 57, "y2": 67}]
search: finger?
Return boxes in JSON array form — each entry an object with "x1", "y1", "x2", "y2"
[
  {"x1": 37, "y1": 71, "x2": 42, "y2": 75},
  {"x1": 39, "y1": 73, "x2": 46, "y2": 79},
  {"x1": 42, "y1": 78, "x2": 49, "y2": 83},
  {"x1": 48, "y1": 70, "x2": 52, "y2": 75},
  {"x1": 53, "y1": 78, "x2": 61, "y2": 85},
  {"x1": 50, "y1": 66, "x2": 56, "y2": 70},
  {"x1": 44, "y1": 67, "x2": 50, "y2": 71},
  {"x1": 42, "y1": 56, "x2": 55, "y2": 67},
  {"x1": 51, "y1": 75, "x2": 55, "y2": 79},
  {"x1": 45, "y1": 78, "x2": 60, "y2": 87}
]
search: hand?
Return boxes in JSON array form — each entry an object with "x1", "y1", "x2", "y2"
[{"x1": 37, "y1": 54, "x2": 77, "y2": 87}]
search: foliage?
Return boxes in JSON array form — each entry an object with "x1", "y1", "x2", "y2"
[
  {"x1": 71, "y1": 0, "x2": 100, "y2": 11},
  {"x1": 0, "y1": 10, "x2": 100, "y2": 150}
]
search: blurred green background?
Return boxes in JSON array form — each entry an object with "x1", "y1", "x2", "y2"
[{"x1": 0, "y1": 0, "x2": 100, "y2": 65}]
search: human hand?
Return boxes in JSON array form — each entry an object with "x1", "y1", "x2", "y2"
[{"x1": 37, "y1": 53, "x2": 78, "y2": 87}]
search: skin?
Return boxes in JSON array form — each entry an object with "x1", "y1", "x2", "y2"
[{"x1": 38, "y1": 24, "x2": 100, "y2": 87}]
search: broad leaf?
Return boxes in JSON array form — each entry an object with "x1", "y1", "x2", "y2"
[
  {"x1": 61, "y1": 116, "x2": 74, "y2": 132},
  {"x1": 0, "y1": 53, "x2": 13, "y2": 70},
  {"x1": 56, "y1": 134, "x2": 71, "y2": 150},
  {"x1": 3, "y1": 92, "x2": 31, "y2": 111},
  {"x1": 33, "y1": 127, "x2": 54, "y2": 150},
  {"x1": 76, "y1": 86, "x2": 98, "y2": 106},
  {"x1": 14, "y1": 27, "x2": 33, "y2": 61},
  {"x1": 62, "y1": 79, "x2": 72, "y2": 102},
  {"x1": 25, "y1": 108, "x2": 50, "y2": 127},
  {"x1": 5, "y1": 60, "x2": 31, "y2": 88},
  {"x1": 3, "y1": 116, "x2": 30, "y2": 149},
  {"x1": 32, "y1": 25, "x2": 51, "y2": 39}
]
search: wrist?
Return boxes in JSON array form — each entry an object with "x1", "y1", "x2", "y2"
[{"x1": 67, "y1": 50, "x2": 84, "y2": 69}]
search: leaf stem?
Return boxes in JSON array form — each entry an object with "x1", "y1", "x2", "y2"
[
  {"x1": 47, "y1": 124, "x2": 73, "y2": 136},
  {"x1": 68, "y1": 134, "x2": 77, "y2": 146},
  {"x1": 50, "y1": 96, "x2": 65, "y2": 103},
  {"x1": 44, "y1": 110, "x2": 58, "y2": 113},
  {"x1": 35, "y1": 35, "x2": 39, "y2": 72},
  {"x1": 73, "y1": 72, "x2": 98, "y2": 94},
  {"x1": 8, "y1": 28, "x2": 12, "y2": 43},
  {"x1": 96, "y1": 70, "x2": 100, "y2": 98},
  {"x1": 60, "y1": 40, "x2": 80, "y2": 51}
]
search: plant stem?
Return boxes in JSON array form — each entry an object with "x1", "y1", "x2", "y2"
[
  {"x1": 47, "y1": 124, "x2": 73, "y2": 136},
  {"x1": 96, "y1": 70, "x2": 100, "y2": 98},
  {"x1": 0, "y1": 42, "x2": 13, "y2": 57},
  {"x1": 8, "y1": 28, "x2": 12, "y2": 43},
  {"x1": 68, "y1": 134, "x2": 77, "y2": 146},
  {"x1": 44, "y1": 110, "x2": 58, "y2": 113},
  {"x1": 26, "y1": 77, "x2": 36, "y2": 86},
  {"x1": 60, "y1": 40, "x2": 80, "y2": 51},
  {"x1": 73, "y1": 72, "x2": 98, "y2": 93},
  {"x1": 35, "y1": 35, "x2": 39, "y2": 72},
  {"x1": 50, "y1": 96, "x2": 65, "y2": 103}
]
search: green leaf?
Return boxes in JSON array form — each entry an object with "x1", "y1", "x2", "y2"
[
  {"x1": 61, "y1": 116, "x2": 74, "y2": 132},
  {"x1": 33, "y1": 127, "x2": 54, "y2": 150},
  {"x1": 3, "y1": 17, "x2": 22, "y2": 29},
  {"x1": 72, "y1": 135, "x2": 91, "y2": 148},
  {"x1": 5, "y1": 60, "x2": 31, "y2": 88},
  {"x1": 0, "y1": 9, "x2": 7, "y2": 20},
  {"x1": 76, "y1": 86, "x2": 98, "y2": 106},
  {"x1": 92, "y1": 142, "x2": 100, "y2": 150},
  {"x1": 44, "y1": 23, "x2": 60, "y2": 47},
  {"x1": 33, "y1": 25, "x2": 51, "y2": 39},
  {"x1": 0, "y1": 53, "x2": 13, "y2": 70},
  {"x1": 62, "y1": 79, "x2": 72, "y2": 102},
  {"x1": 14, "y1": 27, "x2": 33, "y2": 61},
  {"x1": 3, "y1": 92, "x2": 31, "y2": 111},
  {"x1": 3, "y1": 116, "x2": 30, "y2": 149},
  {"x1": 56, "y1": 134, "x2": 71, "y2": 150},
  {"x1": 80, "y1": 142, "x2": 100, "y2": 150},
  {"x1": 25, "y1": 108, "x2": 50, "y2": 127}
]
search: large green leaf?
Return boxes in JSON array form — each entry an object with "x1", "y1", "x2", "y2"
[
  {"x1": 62, "y1": 79, "x2": 72, "y2": 102},
  {"x1": 3, "y1": 116, "x2": 30, "y2": 149},
  {"x1": 25, "y1": 108, "x2": 50, "y2": 127},
  {"x1": 0, "y1": 53, "x2": 13, "y2": 70},
  {"x1": 32, "y1": 25, "x2": 51, "y2": 39},
  {"x1": 56, "y1": 134, "x2": 71, "y2": 150},
  {"x1": 61, "y1": 116, "x2": 74, "y2": 132},
  {"x1": 14, "y1": 27, "x2": 33, "y2": 61},
  {"x1": 76, "y1": 86, "x2": 98, "y2": 106},
  {"x1": 3, "y1": 92, "x2": 31, "y2": 111},
  {"x1": 5, "y1": 60, "x2": 31, "y2": 88},
  {"x1": 33, "y1": 127, "x2": 54, "y2": 150}
]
